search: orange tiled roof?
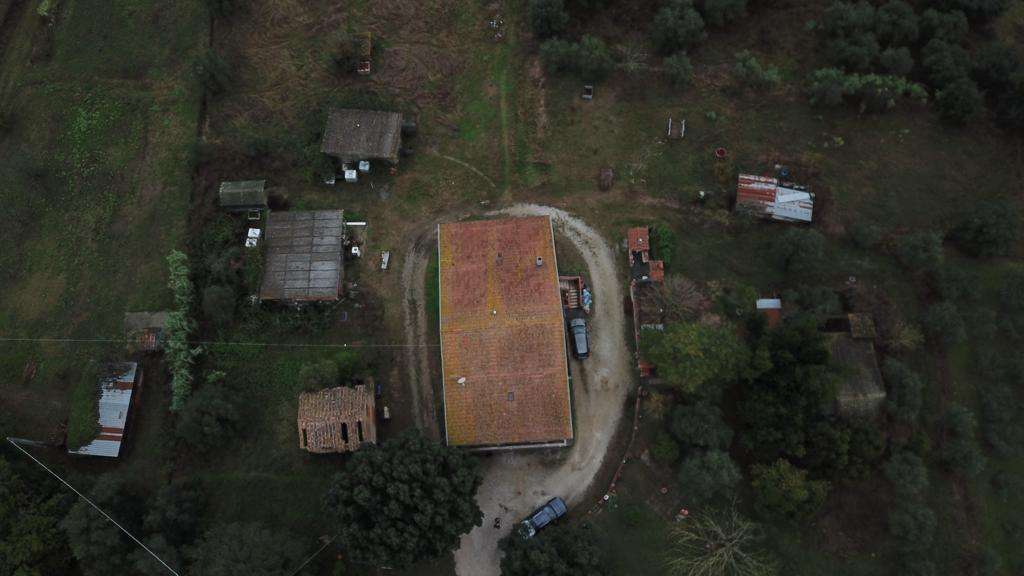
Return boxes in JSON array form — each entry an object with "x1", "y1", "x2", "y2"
[
  {"x1": 438, "y1": 217, "x2": 573, "y2": 448},
  {"x1": 628, "y1": 227, "x2": 650, "y2": 255}
]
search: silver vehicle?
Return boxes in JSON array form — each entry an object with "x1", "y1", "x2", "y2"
[{"x1": 569, "y1": 318, "x2": 589, "y2": 359}]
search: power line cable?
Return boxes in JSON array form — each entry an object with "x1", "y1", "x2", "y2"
[
  {"x1": 5, "y1": 438, "x2": 182, "y2": 576},
  {"x1": 0, "y1": 336, "x2": 438, "y2": 348}
]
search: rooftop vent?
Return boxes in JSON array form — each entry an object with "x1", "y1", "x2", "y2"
[
  {"x1": 457, "y1": 377, "x2": 467, "y2": 385},
  {"x1": 535, "y1": 256, "x2": 543, "y2": 267}
]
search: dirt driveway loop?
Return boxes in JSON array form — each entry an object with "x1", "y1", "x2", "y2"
[{"x1": 400, "y1": 204, "x2": 633, "y2": 576}]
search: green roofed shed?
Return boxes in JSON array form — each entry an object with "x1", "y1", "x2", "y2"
[{"x1": 219, "y1": 180, "x2": 268, "y2": 212}]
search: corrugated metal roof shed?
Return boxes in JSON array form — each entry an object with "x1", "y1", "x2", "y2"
[
  {"x1": 321, "y1": 109, "x2": 403, "y2": 163},
  {"x1": 259, "y1": 210, "x2": 345, "y2": 303},
  {"x1": 736, "y1": 174, "x2": 814, "y2": 223},
  {"x1": 68, "y1": 363, "x2": 139, "y2": 458},
  {"x1": 219, "y1": 180, "x2": 268, "y2": 211}
]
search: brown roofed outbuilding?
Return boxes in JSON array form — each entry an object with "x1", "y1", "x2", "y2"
[
  {"x1": 321, "y1": 109, "x2": 403, "y2": 163},
  {"x1": 297, "y1": 385, "x2": 376, "y2": 453}
]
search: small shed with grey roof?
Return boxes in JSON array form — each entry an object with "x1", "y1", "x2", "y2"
[
  {"x1": 259, "y1": 210, "x2": 345, "y2": 303},
  {"x1": 218, "y1": 180, "x2": 268, "y2": 212},
  {"x1": 321, "y1": 109, "x2": 403, "y2": 163}
]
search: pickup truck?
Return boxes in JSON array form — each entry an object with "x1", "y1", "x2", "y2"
[{"x1": 519, "y1": 497, "x2": 568, "y2": 539}]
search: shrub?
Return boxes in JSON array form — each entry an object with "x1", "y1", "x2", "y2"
[
  {"x1": 888, "y1": 500, "x2": 937, "y2": 554},
  {"x1": 849, "y1": 221, "x2": 883, "y2": 248},
  {"x1": 652, "y1": 0, "x2": 707, "y2": 54},
  {"x1": 992, "y1": 73, "x2": 1024, "y2": 132},
  {"x1": 971, "y1": 41, "x2": 1022, "y2": 92},
  {"x1": 652, "y1": 223, "x2": 678, "y2": 267},
  {"x1": 774, "y1": 228, "x2": 825, "y2": 273},
  {"x1": 201, "y1": 285, "x2": 236, "y2": 328},
  {"x1": 194, "y1": 51, "x2": 230, "y2": 98},
  {"x1": 951, "y1": 198, "x2": 1020, "y2": 257},
  {"x1": 879, "y1": 46, "x2": 914, "y2": 76},
  {"x1": 299, "y1": 359, "x2": 340, "y2": 391},
  {"x1": 894, "y1": 231, "x2": 943, "y2": 274},
  {"x1": 921, "y1": 301, "x2": 966, "y2": 346},
  {"x1": 884, "y1": 451, "x2": 929, "y2": 499},
  {"x1": 669, "y1": 402, "x2": 734, "y2": 450},
  {"x1": 821, "y1": 0, "x2": 876, "y2": 36},
  {"x1": 678, "y1": 450, "x2": 741, "y2": 505},
  {"x1": 327, "y1": 30, "x2": 362, "y2": 75},
  {"x1": 807, "y1": 68, "x2": 849, "y2": 107},
  {"x1": 733, "y1": 50, "x2": 781, "y2": 90},
  {"x1": 922, "y1": 39, "x2": 970, "y2": 89},
  {"x1": 824, "y1": 33, "x2": 880, "y2": 71},
  {"x1": 176, "y1": 372, "x2": 240, "y2": 454},
  {"x1": 844, "y1": 74, "x2": 927, "y2": 112},
  {"x1": 664, "y1": 52, "x2": 694, "y2": 89},
  {"x1": 781, "y1": 285, "x2": 840, "y2": 318},
  {"x1": 204, "y1": 0, "x2": 242, "y2": 19},
  {"x1": 750, "y1": 459, "x2": 829, "y2": 522},
  {"x1": 941, "y1": 404, "x2": 986, "y2": 477},
  {"x1": 980, "y1": 381, "x2": 1023, "y2": 457},
  {"x1": 652, "y1": 431, "x2": 682, "y2": 464},
  {"x1": 875, "y1": 0, "x2": 919, "y2": 45},
  {"x1": 882, "y1": 359, "x2": 923, "y2": 423},
  {"x1": 920, "y1": 9, "x2": 969, "y2": 44},
  {"x1": 933, "y1": 0, "x2": 1009, "y2": 21},
  {"x1": 699, "y1": 0, "x2": 747, "y2": 27},
  {"x1": 540, "y1": 36, "x2": 614, "y2": 81},
  {"x1": 500, "y1": 524, "x2": 607, "y2": 576},
  {"x1": 643, "y1": 323, "x2": 749, "y2": 393},
  {"x1": 528, "y1": 0, "x2": 569, "y2": 39},
  {"x1": 166, "y1": 251, "x2": 201, "y2": 411}
]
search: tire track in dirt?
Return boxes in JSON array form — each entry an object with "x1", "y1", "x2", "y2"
[{"x1": 400, "y1": 226, "x2": 440, "y2": 439}]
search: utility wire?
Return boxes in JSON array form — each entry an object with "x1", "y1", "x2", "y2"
[
  {"x1": 5, "y1": 438, "x2": 182, "y2": 576},
  {"x1": 286, "y1": 536, "x2": 335, "y2": 576},
  {"x1": 0, "y1": 336, "x2": 438, "y2": 348}
]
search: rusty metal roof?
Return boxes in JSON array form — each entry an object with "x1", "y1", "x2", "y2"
[
  {"x1": 68, "y1": 363, "x2": 138, "y2": 458},
  {"x1": 259, "y1": 211, "x2": 344, "y2": 302},
  {"x1": 438, "y1": 216, "x2": 573, "y2": 449},
  {"x1": 736, "y1": 174, "x2": 814, "y2": 223},
  {"x1": 321, "y1": 109, "x2": 403, "y2": 162}
]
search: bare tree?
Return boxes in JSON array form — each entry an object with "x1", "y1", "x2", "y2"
[
  {"x1": 665, "y1": 506, "x2": 776, "y2": 576},
  {"x1": 650, "y1": 275, "x2": 707, "y2": 323}
]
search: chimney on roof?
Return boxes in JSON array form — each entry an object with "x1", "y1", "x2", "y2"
[{"x1": 535, "y1": 256, "x2": 543, "y2": 267}]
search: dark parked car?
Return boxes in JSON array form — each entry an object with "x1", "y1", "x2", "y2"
[
  {"x1": 520, "y1": 497, "x2": 567, "y2": 539},
  {"x1": 569, "y1": 318, "x2": 589, "y2": 359}
]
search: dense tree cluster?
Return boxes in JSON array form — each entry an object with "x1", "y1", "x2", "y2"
[
  {"x1": 0, "y1": 455, "x2": 75, "y2": 576},
  {"x1": 807, "y1": 0, "x2": 1015, "y2": 122},
  {"x1": 499, "y1": 524, "x2": 606, "y2": 576},
  {"x1": 323, "y1": 432, "x2": 483, "y2": 569}
]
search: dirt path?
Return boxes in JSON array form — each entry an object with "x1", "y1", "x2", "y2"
[
  {"x1": 399, "y1": 225, "x2": 440, "y2": 439},
  {"x1": 450, "y1": 204, "x2": 634, "y2": 576}
]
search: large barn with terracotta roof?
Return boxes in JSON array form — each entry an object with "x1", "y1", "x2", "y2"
[{"x1": 437, "y1": 216, "x2": 574, "y2": 450}]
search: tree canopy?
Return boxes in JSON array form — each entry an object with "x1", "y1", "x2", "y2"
[
  {"x1": 750, "y1": 459, "x2": 829, "y2": 522},
  {"x1": 665, "y1": 506, "x2": 777, "y2": 576},
  {"x1": 188, "y1": 522, "x2": 306, "y2": 576},
  {"x1": 499, "y1": 524, "x2": 606, "y2": 576},
  {"x1": 644, "y1": 322, "x2": 749, "y2": 393},
  {"x1": 323, "y1": 432, "x2": 483, "y2": 569},
  {"x1": 0, "y1": 456, "x2": 74, "y2": 576}
]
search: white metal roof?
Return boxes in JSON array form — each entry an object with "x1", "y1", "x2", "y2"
[
  {"x1": 68, "y1": 363, "x2": 137, "y2": 458},
  {"x1": 756, "y1": 298, "x2": 782, "y2": 310}
]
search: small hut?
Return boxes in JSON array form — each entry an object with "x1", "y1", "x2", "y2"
[
  {"x1": 297, "y1": 385, "x2": 377, "y2": 453},
  {"x1": 124, "y1": 311, "x2": 171, "y2": 353},
  {"x1": 321, "y1": 109, "x2": 404, "y2": 164},
  {"x1": 218, "y1": 180, "x2": 268, "y2": 212}
]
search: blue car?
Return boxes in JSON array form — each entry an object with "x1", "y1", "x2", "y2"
[{"x1": 520, "y1": 497, "x2": 568, "y2": 539}]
